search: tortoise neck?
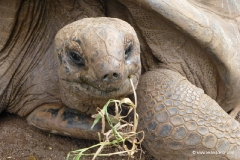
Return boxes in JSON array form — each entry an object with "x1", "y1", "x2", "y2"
[
  {"x1": 5, "y1": 44, "x2": 61, "y2": 116},
  {"x1": 0, "y1": 0, "x2": 62, "y2": 115}
]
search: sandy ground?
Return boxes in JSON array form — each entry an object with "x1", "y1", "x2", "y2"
[{"x1": 0, "y1": 112, "x2": 155, "y2": 160}]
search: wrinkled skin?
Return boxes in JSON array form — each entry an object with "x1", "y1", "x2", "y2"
[{"x1": 0, "y1": 0, "x2": 240, "y2": 159}]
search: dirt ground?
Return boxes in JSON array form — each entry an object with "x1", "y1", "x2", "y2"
[
  {"x1": 0, "y1": 112, "x2": 155, "y2": 160},
  {"x1": 1, "y1": 112, "x2": 240, "y2": 160}
]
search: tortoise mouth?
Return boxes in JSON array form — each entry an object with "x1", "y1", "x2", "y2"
[
  {"x1": 80, "y1": 78, "x2": 122, "y2": 92},
  {"x1": 60, "y1": 74, "x2": 139, "y2": 99}
]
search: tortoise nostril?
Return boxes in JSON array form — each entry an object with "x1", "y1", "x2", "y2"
[
  {"x1": 102, "y1": 72, "x2": 120, "y2": 82},
  {"x1": 103, "y1": 74, "x2": 109, "y2": 81},
  {"x1": 113, "y1": 73, "x2": 119, "y2": 79}
]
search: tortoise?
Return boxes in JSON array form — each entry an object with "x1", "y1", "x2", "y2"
[{"x1": 1, "y1": 0, "x2": 240, "y2": 159}]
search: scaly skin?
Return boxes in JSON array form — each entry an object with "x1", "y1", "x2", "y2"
[
  {"x1": 1, "y1": 1, "x2": 240, "y2": 160},
  {"x1": 27, "y1": 17, "x2": 141, "y2": 141},
  {"x1": 137, "y1": 69, "x2": 240, "y2": 159},
  {"x1": 27, "y1": 103, "x2": 101, "y2": 140},
  {"x1": 54, "y1": 17, "x2": 141, "y2": 114}
]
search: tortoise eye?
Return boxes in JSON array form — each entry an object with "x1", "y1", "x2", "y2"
[
  {"x1": 67, "y1": 50, "x2": 84, "y2": 66},
  {"x1": 125, "y1": 42, "x2": 133, "y2": 60}
]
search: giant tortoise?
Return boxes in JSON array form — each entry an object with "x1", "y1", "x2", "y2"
[{"x1": 1, "y1": 0, "x2": 240, "y2": 159}]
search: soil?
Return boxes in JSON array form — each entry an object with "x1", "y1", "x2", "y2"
[
  {"x1": 1, "y1": 111, "x2": 239, "y2": 160},
  {"x1": 0, "y1": 112, "x2": 155, "y2": 160}
]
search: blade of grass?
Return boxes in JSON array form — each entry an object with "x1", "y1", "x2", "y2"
[{"x1": 66, "y1": 77, "x2": 144, "y2": 160}]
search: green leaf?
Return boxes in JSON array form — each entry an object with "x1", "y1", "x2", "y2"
[
  {"x1": 66, "y1": 94, "x2": 142, "y2": 160},
  {"x1": 65, "y1": 153, "x2": 70, "y2": 160},
  {"x1": 73, "y1": 153, "x2": 82, "y2": 160},
  {"x1": 91, "y1": 114, "x2": 102, "y2": 129},
  {"x1": 91, "y1": 99, "x2": 114, "y2": 129}
]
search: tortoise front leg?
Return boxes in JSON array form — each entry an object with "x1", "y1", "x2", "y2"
[
  {"x1": 137, "y1": 69, "x2": 240, "y2": 160},
  {"x1": 27, "y1": 103, "x2": 101, "y2": 140}
]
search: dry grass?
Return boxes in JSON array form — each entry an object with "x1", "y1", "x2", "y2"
[{"x1": 66, "y1": 78, "x2": 144, "y2": 160}]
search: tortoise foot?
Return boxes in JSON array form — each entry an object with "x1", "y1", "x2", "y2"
[
  {"x1": 137, "y1": 69, "x2": 240, "y2": 160},
  {"x1": 27, "y1": 103, "x2": 101, "y2": 140}
]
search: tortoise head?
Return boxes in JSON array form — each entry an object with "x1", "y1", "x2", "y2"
[{"x1": 54, "y1": 17, "x2": 141, "y2": 112}]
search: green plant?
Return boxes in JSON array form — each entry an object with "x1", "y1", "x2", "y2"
[{"x1": 66, "y1": 78, "x2": 144, "y2": 160}]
